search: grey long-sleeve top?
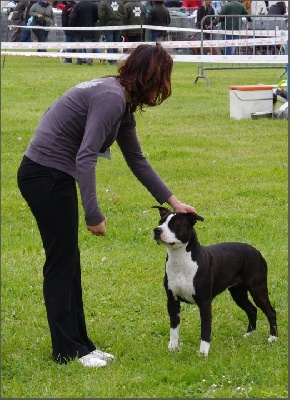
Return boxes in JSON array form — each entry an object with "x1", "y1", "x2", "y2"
[{"x1": 25, "y1": 77, "x2": 172, "y2": 225}]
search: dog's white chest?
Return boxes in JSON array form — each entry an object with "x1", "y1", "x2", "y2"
[{"x1": 166, "y1": 250, "x2": 198, "y2": 303}]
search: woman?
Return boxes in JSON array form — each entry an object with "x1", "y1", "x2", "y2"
[
  {"x1": 17, "y1": 44, "x2": 196, "y2": 368},
  {"x1": 196, "y1": 1, "x2": 215, "y2": 32},
  {"x1": 195, "y1": 1, "x2": 218, "y2": 55},
  {"x1": 29, "y1": 0, "x2": 56, "y2": 49}
]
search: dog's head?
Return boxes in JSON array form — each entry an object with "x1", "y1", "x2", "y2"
[{"x1": 152, "y1": 206, "x2": 204, "y2": 248}]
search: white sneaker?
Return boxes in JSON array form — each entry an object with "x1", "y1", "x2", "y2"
[
  {"x1": 90, "y1": 348, "x2": 115, "y2": 360},
  {"x1": 78, "y1": 353, "x2": 107, "y2": 368}
]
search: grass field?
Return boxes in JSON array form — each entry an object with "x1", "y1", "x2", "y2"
[{"x1": 1, "y1": 56, "x2": 288, "y2": 399}]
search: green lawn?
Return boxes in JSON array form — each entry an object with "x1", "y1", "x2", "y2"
[{"x1": 1, "y1": 56, "x2": 288, "y2": 398}]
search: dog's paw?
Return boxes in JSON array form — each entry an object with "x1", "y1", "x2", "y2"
[
  {"x1": 168, "y1": 341, "x2": 179, "y2": 351},
  {"x1": 168, "y1": 327, "x2": 180, "y2": 350},
  {"x1": 199, "y1": 340, "x2": 210, "y2": 356},
  {"x1": 268, "y1": 335, "x2": 278, "y2": 343},
  {"x1": 243, "y1": 330, "x2": 255, "y2": 338}
]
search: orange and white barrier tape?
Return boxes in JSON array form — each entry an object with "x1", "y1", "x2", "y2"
[
  {"x1": 2, "y1": 24, "x2": 287, "y2": 63},
  {"x1": 0, "y1": 51, "x2": 287, "y2": 64},
  {"x1": 1, "y1": 36, "x2": 287, "y2": 51}
]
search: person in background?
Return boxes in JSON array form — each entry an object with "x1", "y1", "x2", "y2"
[
  {"x1": 181, "y1": 0, "x2": 202, "y2": 9},
  {"x1": 267, "y1": 2, "x2": 287, "y2": 54},
  {"x1": 17, "y1": 43, "x2": 196, "y2": 368},
  {"x1": 250, "y1": 1, "x2": 268, "y2": 55},
  {"x1": 267, "y1": 1, "x2": 287, "y2": 15},
  {"x1": 61, "y1": 0, "x2": 76, "y2": 63},
  {"x1": 98, "y1": 0, "x2": 125, "y2": 66},
  {"x1": 69, "y1": 0, "x2": 99, "y2": 66},
  {"x1": 241, "y1": 0, "x2": 251, "y2": 13},
  {"x1": 10, "y1": 0, "x2": 29, "y2": 42},
  {"x1": 19, "y1": 0, "x2": 37, "y2": 42},
  {"x1": 251, "y1": 0, "x2": 268, "y2": 15},
  {"x1": 196, "y1": 0, "x2": 215, "y2": 33},
  {"x1": 196, "y1": 1, "x2": 215, "y2": 35},
  {"x1": 145, "y1": 0, "x2": 153, "y2": 13},
  {"x1": 212, "y1": 0, "x2": 252, "y2": 55},
  {"x1": 54, "y1": 1, "x2": 67, "y2": 10},
  {"x1": 164, "y1": 0, "x2": 182, "y2": 6},
  {"x1": 147, "y1": 0, "x2": 171, "y2": 42},
  {"x1": 196, "y1": 1, "x2": 218, "y2": 54},
  {"x1": 124, "y1": 0, "x2": 147, "y2": 42},
  {"x1": 29, "y1": 0, "x2": 57, "y2": 50}
]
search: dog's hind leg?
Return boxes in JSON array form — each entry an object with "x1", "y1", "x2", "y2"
[
  {"x1": 249, "y1": 283, "x2": 278, "y2": 342},
  {"x1": 167, "y1": 291, "x2": 181, "y2": 350},
  {"x1": 228, "y1": 284, "x2": 257, "y2": 336}
]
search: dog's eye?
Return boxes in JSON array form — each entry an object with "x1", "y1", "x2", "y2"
[
  {"x1": 160, "y1": 216, "x2": 169, "y2": 224},
  {"x1": 169, "y1": 218, "x2": 181, "y2": 230}
]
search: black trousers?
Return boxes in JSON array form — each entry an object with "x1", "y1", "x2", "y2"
[
  {"x1": 32, "y1": 28, "x2": 49, "y2": 52},
  {"x1": 75, "y1": 36, "x2": 96, "y2": 63},
  {"x1": 17, "y1": 156, "x2": 96, "y2": 363}
]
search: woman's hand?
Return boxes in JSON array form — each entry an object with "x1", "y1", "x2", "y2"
[
  {"x1": 87, "y1": 219, "x2": 106, "y2": 236},
  {"x1": 166, "y1": 195, "x2": 196, "y2": 213}
]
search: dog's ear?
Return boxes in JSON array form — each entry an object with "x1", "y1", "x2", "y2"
[
  {"x1": 186, "y1": 212, "x2": 204, "y2": 226},
  {"x1": 152, "y1": 206, "x2": 172, "y2": 218}
]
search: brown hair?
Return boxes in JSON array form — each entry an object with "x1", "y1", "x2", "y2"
[{"x1": 117, "y1": 44, "x2": 173, "y2": 113}]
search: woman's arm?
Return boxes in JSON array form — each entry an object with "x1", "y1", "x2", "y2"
[{"x1": 116, "y1": 123, "x2": 195, "y2": 213}]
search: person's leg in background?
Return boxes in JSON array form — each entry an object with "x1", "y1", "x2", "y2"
[
  {"x1": 75, "y1": 36, "x2": 86, "y2": 65},
  {"x1": 20, "y1": 27, "x2": 32, "y2": 42},
  {"x1": 105, "y1": 30, "x2": 121, "y2": 65},
  {"x1": 10, "y1": 20, "x2": 22, "y2": 42},
  {"x1": 224, "y1": 34, "x2": 233, "y2": 55},
  {"x1": 83, "y1": 37, "x2": 96, "y2": 66},
  {"x1": 32, "y1": 28, "x2": 49, "y2": 52},
  {"x1": 151, "y1": 30, "x2": 165, "y2": 43},
  {"x1": 112, "y1": 30, "x2": 121, "y2": 64},
  {"x1": 105, "y1": 30, "x2": 114, "y2": 64},
  {"x1": 63, "y1": 33, "x2": 77, "y2": 63}
]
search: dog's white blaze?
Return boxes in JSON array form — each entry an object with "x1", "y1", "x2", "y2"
[
  {"x1": 166, "y1": 248, "x2": 198, "y2": 303},
  {"x1": 199, "y1": 340, "x2": 210, "y2": 356},
  {"x1": 158, "y1": 214, "x2": 183, "y2": 246},
  {"x1": 168, "y1": 325, "x2": 180, "y2": 350}
]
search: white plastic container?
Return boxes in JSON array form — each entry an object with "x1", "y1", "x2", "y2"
[{"x1": 229, "y1": 85, "x2": 274, "y2": 120}]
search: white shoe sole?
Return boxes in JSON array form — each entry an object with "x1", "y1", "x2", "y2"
[
  {"x1": 79, "y1": 354, "x2": 107, "y2": 368},
  {"x1": 90, "y1": 349, "x2": 115, "y2": 360}
]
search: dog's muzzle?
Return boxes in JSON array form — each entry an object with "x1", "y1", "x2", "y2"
[{"x1": 153, "y1": 227, "x2": 176, "y2": 245}]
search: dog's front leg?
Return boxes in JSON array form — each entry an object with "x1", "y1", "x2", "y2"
[
  {"x1": 167, "y1": 290, "x2": 181, "y2": 350},
  {"x1": 197, "y1": 299, "x2": 212, "y2": 356}
]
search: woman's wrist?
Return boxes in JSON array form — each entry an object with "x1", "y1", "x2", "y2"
[
  {"x1": 166, "y1": 195, "x2": 180, "y2": 210},
  {"x1": 166, "y1": 195, "x2": 196, "y2": 213}
]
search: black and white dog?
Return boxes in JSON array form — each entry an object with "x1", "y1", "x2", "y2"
[{"x1": 152, "y1": 206, "x2": 278, "y2": 356}]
